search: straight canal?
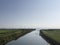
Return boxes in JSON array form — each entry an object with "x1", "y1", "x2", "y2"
[{"x1": 6, "y1": 29, "x2": 50, "y2": 45}]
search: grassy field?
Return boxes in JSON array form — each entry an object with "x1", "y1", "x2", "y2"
[
  {"x1": 42, "y1": 30, "x2": 60, "y2": 43},
  {"x1": 0, "y1": 29, "x2": 35, "y2": 45},
  {"x1": 0, "y1": 30, "x2": 22, "y2": 36}
]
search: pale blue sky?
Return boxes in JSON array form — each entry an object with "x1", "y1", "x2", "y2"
[{"x1": 0, "y1": 0, "x2": 60, "y2": 28}]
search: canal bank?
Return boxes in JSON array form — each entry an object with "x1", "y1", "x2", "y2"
[
  {"x1": 40, "y1": 30, "x2": 60, "y2": 45},
  {"x1": 0, "y1": 29, "x2": 34, "y2": 45}
]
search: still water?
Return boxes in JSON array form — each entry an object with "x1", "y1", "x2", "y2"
[{"x1": 6, "y1": 29, "x2": 49, "y2": 45}]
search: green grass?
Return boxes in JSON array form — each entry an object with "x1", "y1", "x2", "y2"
[
  {"x1": 0, "y1": 30, "x2": 22, "y2": 37},
  {"x1": 0, "y1": 29, "x2": 35, "y2": 45},
  {"x1": 42, "y1": 30, "x2": 60, "y2": 43}
]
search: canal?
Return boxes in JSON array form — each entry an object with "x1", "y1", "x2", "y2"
[{"x1": 6, "y1": 29, "x2": 50, "y2": 45}]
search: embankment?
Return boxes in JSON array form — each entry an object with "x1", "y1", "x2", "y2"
[
  {"x1": 0, "y1": 29, "x2": 35, "y2": 45},
  {"x1": 40, "y1": 30, "x2": 60, "y2": 45}
]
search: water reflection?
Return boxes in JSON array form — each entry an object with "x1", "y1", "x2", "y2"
[{"x1": 6, "y1": 29, "x2": 49, "y2": 45}]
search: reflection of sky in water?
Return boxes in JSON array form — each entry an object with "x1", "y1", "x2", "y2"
[{"x1": 6, "y1": 30, "x2": 49, "y2": 45}]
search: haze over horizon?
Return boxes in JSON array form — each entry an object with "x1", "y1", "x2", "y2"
[{"x1": 0, "y1": 0, "x2": 60, "y2": 28}]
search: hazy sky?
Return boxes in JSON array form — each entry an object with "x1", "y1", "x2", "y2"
[{"x1": 0, "y1": 0, "x2": 60, "y2": 28}]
